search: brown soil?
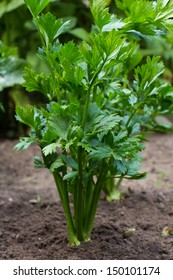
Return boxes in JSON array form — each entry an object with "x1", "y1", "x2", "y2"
[{"x1": 0, "y1": 133, "x2": 173, "y2": 260}]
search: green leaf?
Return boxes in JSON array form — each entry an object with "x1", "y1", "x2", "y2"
[
  {"x1": 62, "y1": 63, "x2": 85, "y2": 85},
  {"x1": 154, "y1": 115, "x2": 173, "y2": 128},
  {"x1": 114, "y1": 131, "x2": 128, "y2": 142},
  {"x1": 48, "y1": 116, "x2": 69, "y2": 140},
  {"x1": 68, "y1": 28, "x2": 90, "y2": 43},
  {"x1": 116, "y1": 0, "x2": 155, "y2": 23},
  {"x1": 126, "y1": 155, "x2": 142, "y2": 175},
  {"x1": 42, "y1": 127, "x2": 57, "y2": 143},
  {"x1": 93, "y1": 114, "x2": 121, "y2": 134},
  {"x1": 91, "y1": 0, "x2": 111, "y2": 30},
  {"x1": 113, "y1": 160, "x2": 126, "y2": 174},
  {"x1": 65, "y1": 139, "x2": 76, "y2": 151},
  {"x1": 89, "y1": 145, "x2": 111, "y2": 160},
  {"x1": 34, "y1": 156, "x2": 46, "y2": 168},
  {"x1": 102, "y1": 18, "x2": 125, "y2": 32},
  {"x1": 24, "y1": 0, "x2": 50, "y2": 17},
  {"x1": 23, "y1": 68, "x2": 53, "y2": 99},
  {"x1": 134, "y1": 56, "x2": 164, "y2": 99},
  {"x1": 93, "y1": 31, "x2": 124, "y2": 61},
  {"x1": 78, "y1": 142, "x2": 91, "y2": 153},
  {"x1": 37, "y1": 13, "x2": 63, "y2": 45},
  {"x1": 47, "y1": 102, "x2": 79, "y2": 118},
  {"x1": 50, "y1": 158, "x2": 64, "y2": 172},
  {"x1": 16, "y1": 105, "x2": 35, "y2": 128},
  {"x1": 56, "y1": 20, "x2": 72, "y2": 38},
  {"x1": 123, "y1": 43, "x2": 143, "y2": 73},
  {"x1": 116, "y1": 0, "x2": 173, "y2": 36},
  {"x1": 129, "y1": 94, "x2": 138, "y2": 106},
  {"x1": 86, "y1": 103, "x2": 122, "y2": 135},
  {"x1": 155, "y1": 0, "x2": 173, "y2": 23},
  {"x1": 0, "y1": 56, "x2": 26, "y2": 91},
  {"x1": 14, "y1": 137, "x2": 36, "y2": 151},
  {"x1": 42, "y1": 142, "x2": 62, "y2": 156},
  {"x1": 63, "y1": 171, "x2": 78, "y2": 181},
  {"x1": 58, "y1": 41, "x2": 81, "y2": 64},
  {"x1": 61, "y1": 155, "x2": 78, "y2": 170},
  {"x1": 37, "y1": 13, "x2": 71, "y2": 45}
]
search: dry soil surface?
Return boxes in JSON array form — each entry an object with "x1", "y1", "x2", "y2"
[{"x1": 0, "y1": 133, "x2": 173, "y2": 259}]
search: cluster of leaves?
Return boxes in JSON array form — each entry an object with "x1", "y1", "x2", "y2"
[
  {"x1": 0, "y1": 41, "x2": 28, "y2": 137},
  {"x1": 0, "y1": 0, "x2": 91, "y2": 137},
  {"x1": 15, "y1": 0, "x2": 173, "y2": 245},
  {"x1": 110, "y1": 0, "x2": 173, "y2": 131},
  {"x1": 0, "y1": 0, "x2": 91, "y2": 61}
]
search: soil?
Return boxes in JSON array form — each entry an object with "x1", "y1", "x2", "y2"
[{"x1": 0, "y1": 133, "x2": 173, "y2": 260}]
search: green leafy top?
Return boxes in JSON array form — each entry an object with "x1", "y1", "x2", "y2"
[{"x1": 24, "y1": 0, "x2": 50, "y2": 17}]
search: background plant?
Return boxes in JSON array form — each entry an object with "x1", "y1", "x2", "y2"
[
  {"x1": 111, "y1": 0, "x2": 173, "y2": 131},
  {"x1": 15, "y1": 0, "x2": 173, "y2": 244},
  {"x1": 0, "y1": 41, "x2": 28, "y2": 137}
]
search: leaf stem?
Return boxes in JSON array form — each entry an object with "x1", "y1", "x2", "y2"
[
  {"x1": 126, "y1": 109, "x2": 137, "y2": 128},
  {"x1": 41, "y1": 150, "x2": 79, "y2": 245},
  {"x1": 74, "y1": 146, "x2": 85, "y2": 241},
  {"x1": 53, "y1": 171, "x2": 80, "y2": 246},
  {"x1": 105, "y1": 175, "x2": 123, "y2": 201},
  {"x1": 82, "y1": 56, "x2": 107, "y2": 128},
  {"x1": 85, "y1": 161, "x2": 107, "y2": 238}
]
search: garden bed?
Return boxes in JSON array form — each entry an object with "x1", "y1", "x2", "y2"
[{"x1": 0, "y1": 133, "x2": 173, "y2": 259}]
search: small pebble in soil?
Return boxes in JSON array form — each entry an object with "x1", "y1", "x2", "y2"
[
  {"x1": 157, "y1": 192, "x2": 166, "y2": 202},
  {"x1": 158, "y1": 202, "x2": 165, "y2": 210},
  {"x1": 29, "y1": 199, "x2": 38, "y2": 204}
]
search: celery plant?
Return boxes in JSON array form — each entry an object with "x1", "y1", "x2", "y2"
[{"x1": 15, "y1": 0, "x2": 173, "y2": 244}]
